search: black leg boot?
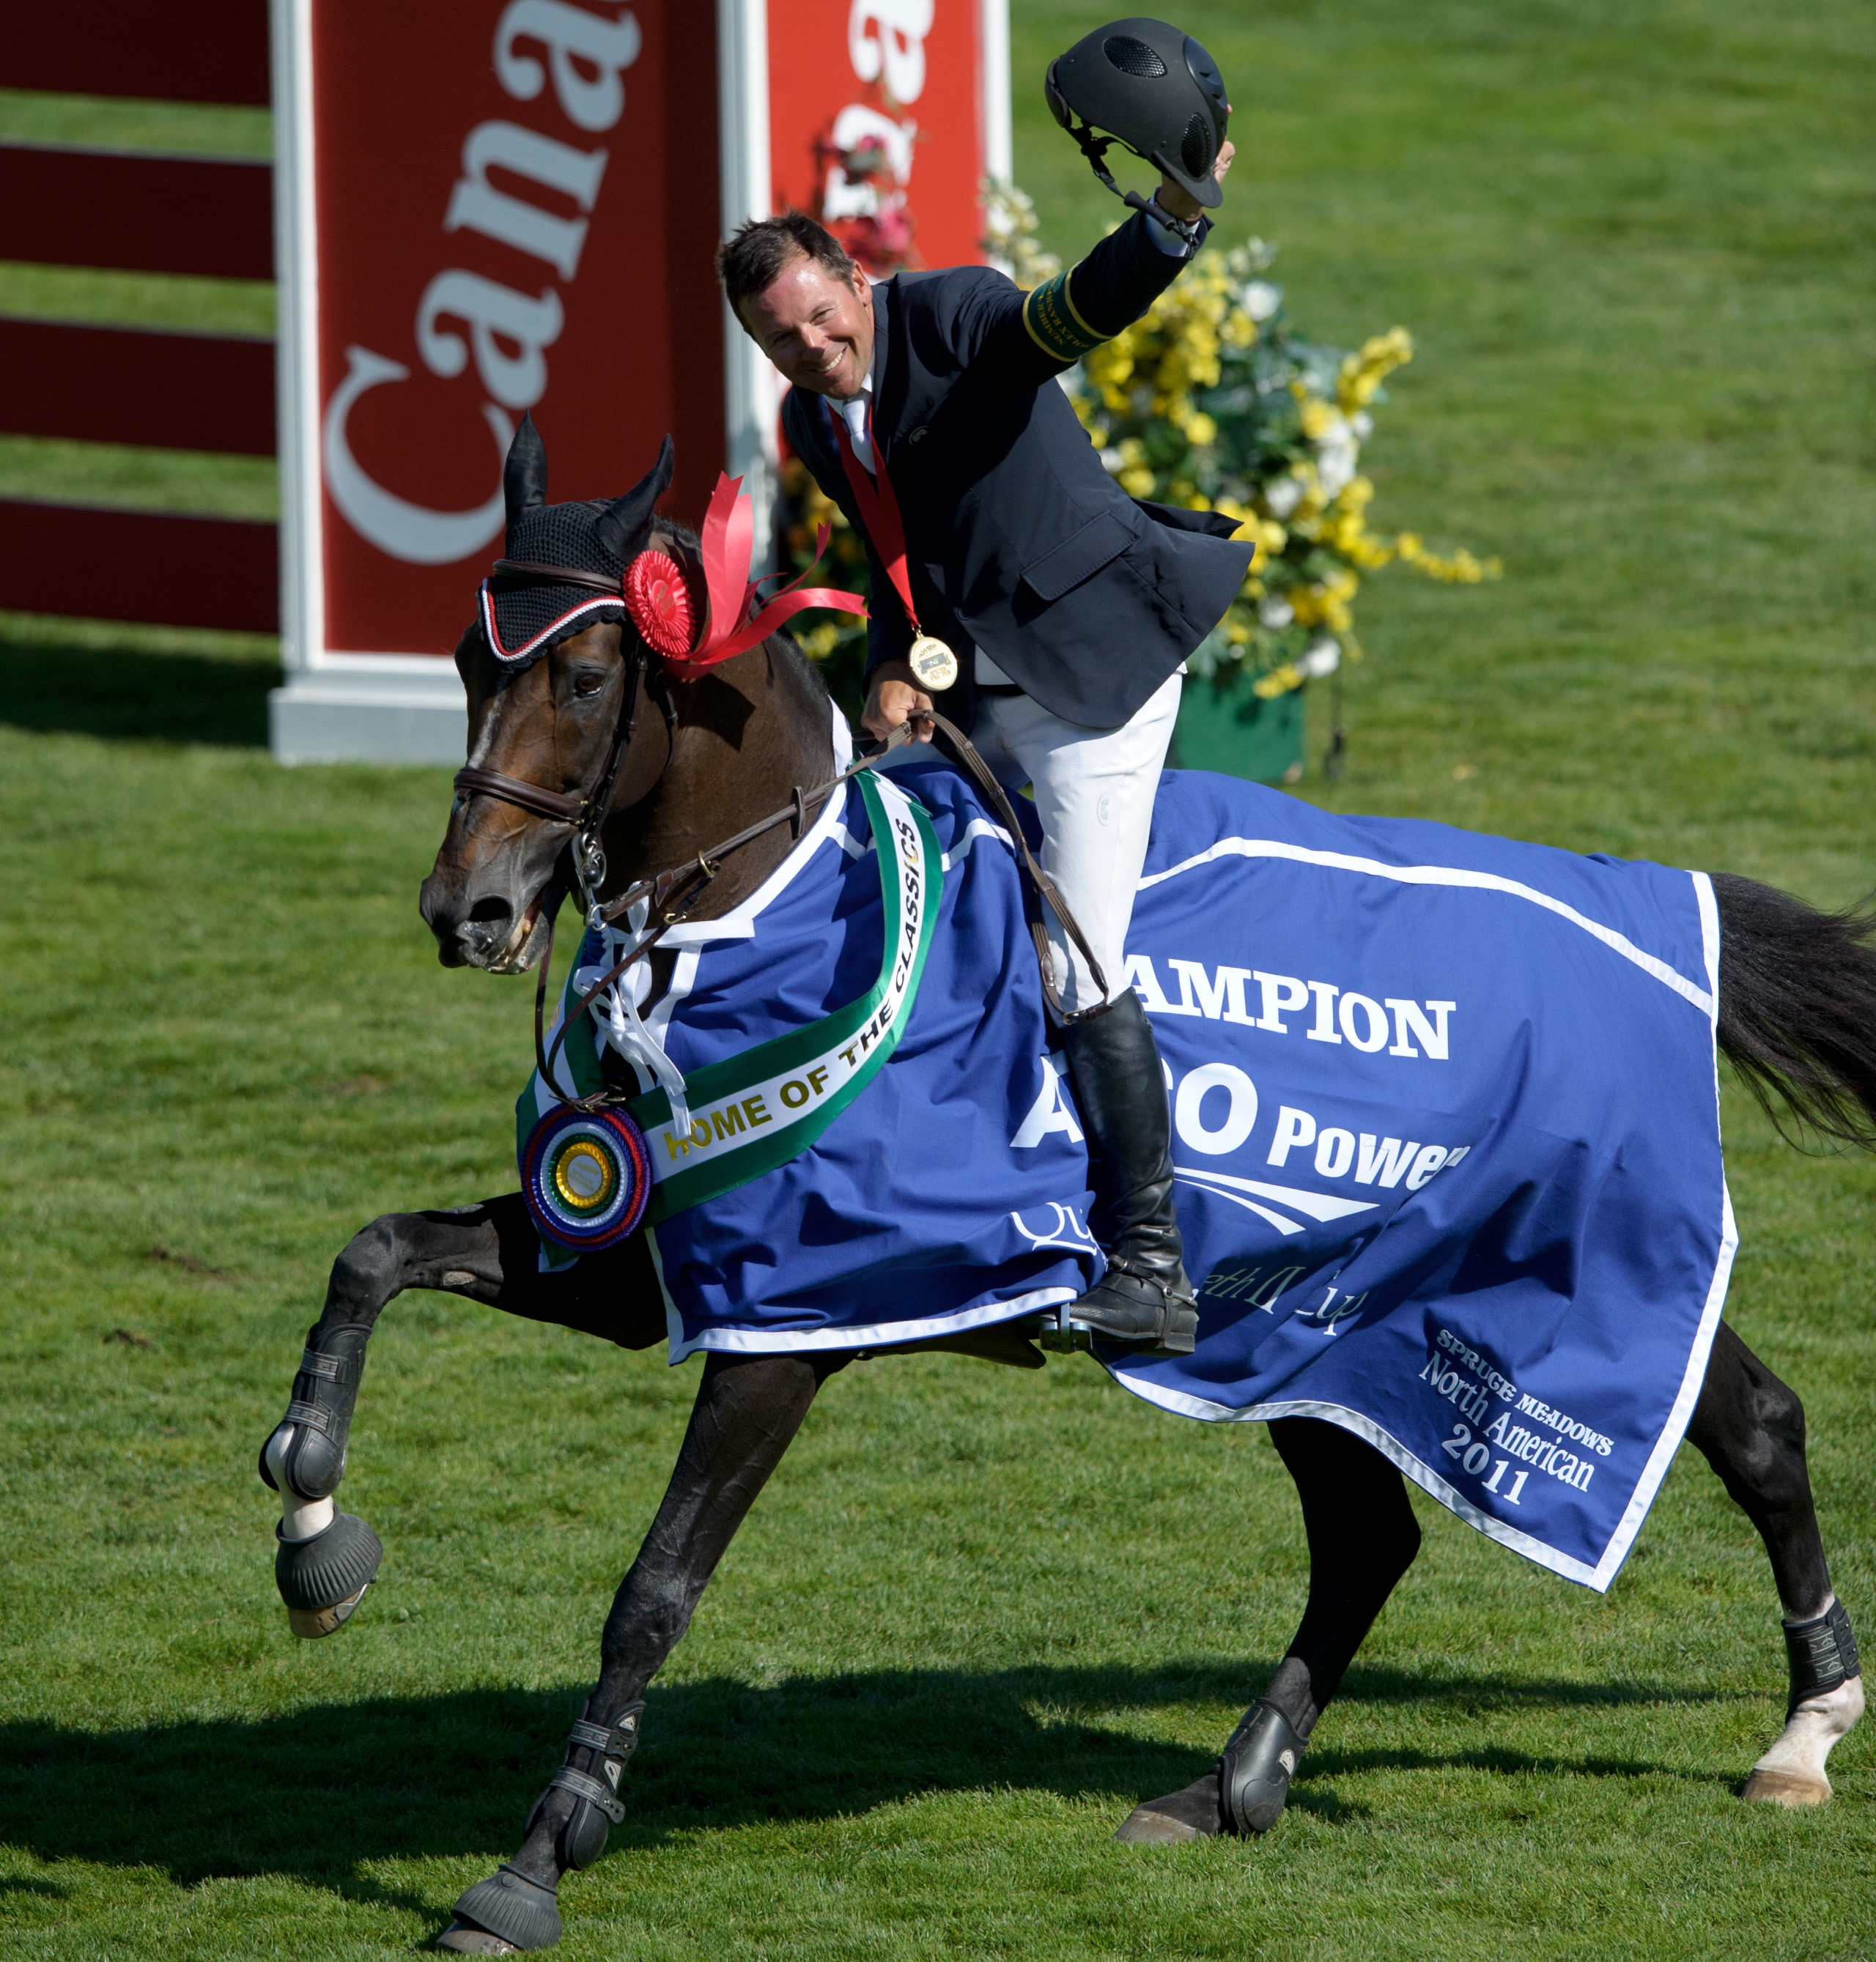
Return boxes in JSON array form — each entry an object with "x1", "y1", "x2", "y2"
[{"x1": 1056, "y1": 989, "x2": 1197, "y2": 1357}]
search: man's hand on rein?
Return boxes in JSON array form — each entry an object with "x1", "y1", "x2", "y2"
[{"x1": 863, "y1": 662, "x2": 937, "y2": 743}]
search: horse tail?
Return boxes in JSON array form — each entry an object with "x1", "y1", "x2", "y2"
[{"x1": 1712, "y1": 872, "x2": 1876, "y2": 1149}]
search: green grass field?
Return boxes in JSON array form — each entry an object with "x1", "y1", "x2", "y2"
[{"x1": 1, "y1": 1, "x2": 1872, "y2": 1955}]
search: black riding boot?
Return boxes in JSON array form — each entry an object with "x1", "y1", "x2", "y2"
[{"x1": 1057, "y1": 988, "x2": 1197, "y2": 1356}]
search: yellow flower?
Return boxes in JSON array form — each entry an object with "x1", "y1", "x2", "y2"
[
  {"x1": 1253, "y1": 663, "x2": 1303, "y2": 699},
  {"x1": 1392, "y1": 532, "x2": 1501, "y2": 582},
  {"x1": 1183, "y1": 412, "x2": 1218, "y2": 448},
  {"x1": 1290, "y1": 566, "x2": 1359, "y2": 633},
  {"x1": 1118, "y1": 465, "x2": 1156, "y2": 496},
  {"x1": 1298, "y1": 395, "x2": 1337, "y2": 440},
  {"x1": 1337, "y1": 327, "x2": 1413, "y2": 411}
]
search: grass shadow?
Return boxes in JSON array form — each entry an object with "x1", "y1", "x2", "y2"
[
  {"x1": 0, "y1": 1659, "x2": 1751, "y2": 1899},
  {"x1": 0, "y1": 625, "x2": 278, "y2": 747}
]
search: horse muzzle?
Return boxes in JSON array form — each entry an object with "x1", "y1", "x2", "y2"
[{"x1": 420, "y1": 875, "x2": 552, "y2": 972}]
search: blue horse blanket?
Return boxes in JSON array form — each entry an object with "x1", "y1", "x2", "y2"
[{"x1": 524, "y1": 747, "x2": 1732, "y2": 1592}]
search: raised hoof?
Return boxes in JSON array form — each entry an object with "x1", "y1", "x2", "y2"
[
  {"x1": 448, "y1": 1867, "x2": 561, "y2": 1952},
  {"x1": 286, "y1": 1588, "x2": 368, "y2": 1640},
  {"x1": 1115, "y1": 1806, "x2": 1202, "y2": 1843},
  {"x1": 1742, "y1": 1767, "x2": 1831, "y2": 1807},
  {"x1": 435, "y1": 1920, "x2": 519, "y2": 1955},
  {"x1": 276, "y1": 1511, "x2": 382, "y2": 1639},
  {"x1": 1114, "y1": 1773, "x2": 1224, "y2": 1843}
]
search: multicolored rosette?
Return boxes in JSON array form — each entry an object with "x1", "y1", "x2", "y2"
[{"x1": 520, "y1": 1105, "x2": 653, "y2": 1251}]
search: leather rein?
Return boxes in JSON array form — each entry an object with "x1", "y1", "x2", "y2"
[{"x1": 453, "y1": 559, "x2": 1107, "y2": 1108}]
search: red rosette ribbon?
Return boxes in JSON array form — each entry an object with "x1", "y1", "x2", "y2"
[
  {"x1": 621, "y1": 550, "x2": 696, "y2": 660},
  {"x1": 624, "y1": 473, "x2": 868, "y2": 674}
]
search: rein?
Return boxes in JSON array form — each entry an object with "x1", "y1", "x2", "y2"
[
  {"x1": 515, "y1": 708, "x2": 1112, "y2": 1110},
  {"x1": 454, "y1": 569, "x2": 1109, "y2": 1114},
  {"x1": 526, "y1": 720, "x2": 921, "y2": 1104}
]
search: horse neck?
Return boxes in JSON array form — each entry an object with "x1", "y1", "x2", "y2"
[{"x1": 610, "y1": 636, "x2": 840, "y2": 923}]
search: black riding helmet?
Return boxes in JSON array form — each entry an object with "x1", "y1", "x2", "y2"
[{"x1": 1046, "y1": 18, "x2": 1230, "y2": 210}]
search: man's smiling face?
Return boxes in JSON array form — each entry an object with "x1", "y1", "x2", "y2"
[{"x1": 739, "y1": 252, "x2": 875, "y2": 401}]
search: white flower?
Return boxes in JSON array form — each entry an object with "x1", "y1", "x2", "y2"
[
  {"x1": 1297, "y1": 637, "x2": 1341, "y2": 679},
  {"x1": 1259, "y1": 596, "x2": 1295, "y2": 629},
  {"x1": 1241, "y1": 280, "x2": 1282, "y2": 322},
  {"x1": 1264, "y1": 474, "x2": 1304, "y2": 517},
  {"x1": 1099, "y1": 448, "x2": 1124, "y2": 473},
  {"x1": 1351, "y1": 411, "x2": 1373, "y2": 440},
  {"x1": 1316, "y1": 437, "x2": 1359, "y2": 503}
]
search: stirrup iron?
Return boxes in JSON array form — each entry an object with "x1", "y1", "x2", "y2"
[{"x1": 1034, "y1": 1300, "x2": 1097, "y2": 1352}]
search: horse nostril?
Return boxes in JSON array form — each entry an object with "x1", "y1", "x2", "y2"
[{"x1": 468, "y1": 897, "x2": 513, "y2": 927}]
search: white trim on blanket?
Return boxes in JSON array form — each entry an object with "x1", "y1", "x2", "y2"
[
  {"x1": 655, "y1": 1254, "x2": 1074, "y2": 1363},
  {"x1": 1139, "y1": 839, "x2": 1716, "y2": 1018},
  {"x1": 1118, "y1": 1177, "x2": 1731, "y2": 1596},
  {"x1": 1113, "y1": 863, "x2": 1737, "y2": 1593}
]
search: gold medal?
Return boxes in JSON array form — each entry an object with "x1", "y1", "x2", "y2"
[{"x1": 907, "y1": 635, "x2": 959, "y2": 693}]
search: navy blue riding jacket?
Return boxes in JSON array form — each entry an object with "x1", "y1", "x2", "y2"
[{"x1": 780, "y1": 210, "x2": 1256, "y2": 733}]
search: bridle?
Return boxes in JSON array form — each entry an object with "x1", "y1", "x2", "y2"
[
  {"x1": 451, "y1": 558, "x2": 1112, "y2": 1111},
  {"x1": 454, "y1": 557, "x2": 670, "y2": 939},
  {"x1": 451, "y1": 563, "x2": 911, "y2": 1100}
]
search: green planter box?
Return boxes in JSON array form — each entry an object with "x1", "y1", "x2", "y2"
[{"x1": 1171, "y1": 676, "x2": 1306, "y2": 785}]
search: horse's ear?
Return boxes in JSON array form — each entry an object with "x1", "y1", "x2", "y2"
[
  {"x1": 503, "y1": 412, "x2": 548, "y2": 524},
  {"x1": 594, "y1": 434, "x2": 676, "y2": 562}
]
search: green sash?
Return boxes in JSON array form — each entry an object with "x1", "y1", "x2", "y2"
[{"x1": 517, "y1": 771, "x2": 942, "y2": 1230}]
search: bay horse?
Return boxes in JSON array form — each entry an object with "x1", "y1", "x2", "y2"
[{"x1": 259, "y1": 440, "x2": 1870, "y2": 1955}]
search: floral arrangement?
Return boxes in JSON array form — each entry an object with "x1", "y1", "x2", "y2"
[
  {"x1": 778, "y1": 182, "x2": 1496, "y2": 736},
  {"x1": 1046, "y1": 215, "x2": 1496, "y2": 710}
]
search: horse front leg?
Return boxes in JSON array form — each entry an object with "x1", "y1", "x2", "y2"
[
  {"x1": 440, "y1": 1348, "x2": 848, "y2": 1955},
  {"x1": 1116, "y1": 1415, "x2": 1422, "y2": 1843},
  {"x1": 1685, "y1": 1321, "x2": 1863, "y2": 1804},
  {"x1": 256, "y1": 1202, "x2": 526, "y2": 1635}
]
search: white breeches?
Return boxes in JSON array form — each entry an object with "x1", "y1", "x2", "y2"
[{"x1": 965, "y1": 671, "x2": 1183, "y2": 1018}]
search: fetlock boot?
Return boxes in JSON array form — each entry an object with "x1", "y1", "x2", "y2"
[
  {"x1": 258, "y1": 1322, "x2": 382, "y2": 1639},
  {"x1": 1057, "y1": 989, "x2": 1197, "y2": 1357}
]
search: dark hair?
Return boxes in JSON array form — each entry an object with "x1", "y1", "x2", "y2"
[{"x1": 716, "y1": 212, "x2": 858, "y2": 328}]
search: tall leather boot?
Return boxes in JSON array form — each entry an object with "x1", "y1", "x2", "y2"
[{"x1": 1057, "y1": 988, "x2": 1198, "y2": 1357}]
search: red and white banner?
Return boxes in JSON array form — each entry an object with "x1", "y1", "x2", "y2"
[
  {"x1": 767, "y1": 0, "x2": 1000, "y2": 275},
  {"x1": 270, "y1": 0, "x2": 1006, "y2": 759},
  {"x1": 278, "y1": 0, "x2": 723, "y2": 669}
]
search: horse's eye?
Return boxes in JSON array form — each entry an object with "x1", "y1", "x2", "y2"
[{"x1": 571, "y1": 670, "x2": 605, "y2": 699}]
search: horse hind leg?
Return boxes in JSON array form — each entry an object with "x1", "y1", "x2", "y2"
[
  {"x1": 258, "y1": 1203, "x2": 511, "y2": 1637},
  {"x1": 1685, "y1": 1321, "x2": 1864, "y2": 1804},
  {"x1": 1116, "y1": 1415, "x2": 1422, "y2": 1843}
]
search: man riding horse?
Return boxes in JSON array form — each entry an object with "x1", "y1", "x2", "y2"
[{"x1": 716, "y1": 18, "x2": 1250, "y2": 1359}]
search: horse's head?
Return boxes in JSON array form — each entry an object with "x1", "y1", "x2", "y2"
[
  {"x1": 418, "y1": 417, "x2": 682, "y2": 971},
  {"x1": 419, "y1": 418, "x2": 841, "y2": 973}
]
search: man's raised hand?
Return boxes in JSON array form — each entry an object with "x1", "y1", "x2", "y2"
[{"x1": 1156, "y1": 133, "x2": 1236, "y2": 223}]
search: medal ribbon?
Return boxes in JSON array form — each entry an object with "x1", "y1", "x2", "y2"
[
  {"x1": 830, "y1": 404, "x2": 928, "y2": 643},
  {"x1": 518, "y1": 770, "x2": 943, "y2": 1228}
]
